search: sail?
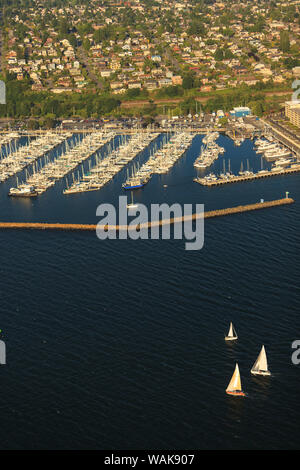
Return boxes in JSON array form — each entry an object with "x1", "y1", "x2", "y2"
[
  {"x1": 252, "y1": 345, "x2": 268, "y2": 372},
  {"x1": 226, "y1": 322, "x2": 237, "y2": 338},
  {"x1": 226, "y1": 363, "x2": 242, "y2": 392}
]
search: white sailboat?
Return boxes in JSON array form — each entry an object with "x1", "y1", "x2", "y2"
[
  {"x1": 127, "y1": 191, "x2": 138, "y2": 209},
  {"x1": 225, "y1": 322, "x2": 238, "y2": 341},
  {"x1": 226, "y1": 363, "x2": 246, "y2": 396},
  {"x1": 250, "y1": 345, "x2": 271, "y2": 376}
]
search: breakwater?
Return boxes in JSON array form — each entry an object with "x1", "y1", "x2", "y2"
[{"x1": 0, "y1": 198, "x2": 294, "y2": 232}]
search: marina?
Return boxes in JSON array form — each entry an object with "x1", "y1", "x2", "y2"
[
  {"x1": 9, "y1": 131, "x2": 116, "y2": 196},
  {"x1": 122, "y1": 131, "x2": 195, "y2": 189},
  {"x1": 194, "y1": 133, "x2": 300, "y2": 187},
  {"x1": 63, "y1": 132, "x2": 159, "y2": 194},
  {"x1": 2, "y1": 0, "x2": 300, "y2": 451},
  {"x1": 0, "y1": 131, "x2": 72, "y2": 183},
  {"x1": 0, "y1": 127, "x2": 299, "y2": 451},
  {"x1": 0, "y1": 126, "x2": 296, "y2": 196},
  {"x1": 194, "y1": 131, "x2": 225, "y2": 169},
  {"x1": 0, "y1": 132, "x2": 20, "y2": 147},
  {"x1": 0, "y1": 128, "x2": 297, "y2": 198}
]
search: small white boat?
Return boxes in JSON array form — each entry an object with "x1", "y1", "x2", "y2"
[
  {"x1": 127, "y1": 191, "x2": 138, "y2": 209},
  {"x1": 226, "y1": 363, "x2": 246, "y2": 396},
  {"x1": 251, "y1": 345, "x2": 271, "y2": 376},
  {"x1": 225, "y1": 322, "x2": 238, "y2": 341}
]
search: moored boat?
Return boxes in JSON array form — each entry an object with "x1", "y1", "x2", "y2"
[{"x1": 8, "y1": 184, "x2": 38, "y2": 197}]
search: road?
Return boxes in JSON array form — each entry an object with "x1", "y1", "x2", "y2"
[
  {"x1": 121, "y1": 96, "x2": 210, "y2": 108},
  {"x1": 77, "y1": 46, "x2": 103, "y2": 90}
]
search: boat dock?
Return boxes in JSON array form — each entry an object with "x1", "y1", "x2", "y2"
[
  {"x1": 64, "y1": 132, "x2": 159, "y2": 194},
  {"x1": 0, "y1": 198, "x2": 294, "y2": 231},
  {"x1": 152, "y1": 132, "x2": 195, "y2": 174},
  {"x1": 194, "y1": 164, "x2": 300, "y2": 186},
  {"x1": 0, "y1": 132, "x2": 20, "y2": 147},
  {"x1": 123, "y1": 131, "x2": 195, "y2": 189},
  {"x1": 23, "y1": 131, "x2": 116, "y2": 194},
  {"x1": 0, "y1": 132, "x2": 72, "y2": 182},
  {"x1": 194, "y1": 131, "x2": 224, "y2": 169}
]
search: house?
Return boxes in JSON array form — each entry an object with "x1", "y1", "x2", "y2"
[
  {"x1": 158, "y1": 78, "x2": 172, "y2": 87},
  {"x1": 144, "y1": 80, "x2": 158, "y2": 90},
  {"x1": 127, "y1": 81, "x2": 142, "y2": 89},
  {"x1": 171, "y1": 75, "x2": 183, "y2": 85}
]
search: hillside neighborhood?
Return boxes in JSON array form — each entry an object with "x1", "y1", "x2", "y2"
[{"x1": 1, "y1": 0, "x2": 300, "y2": 121}]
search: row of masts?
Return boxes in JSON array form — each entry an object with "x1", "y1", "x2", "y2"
[
  {"x1": 21, "y1": 131, "x2": 116, "y2": 195},
  {"x1": 194, "y1": 132, "x2": 225, "y2": 169},
  {"x1": 196, "y1": 134, "x2": 297, "y2": 185},
  {"x1": 0, "y1": 132, "x2": 20, "y2": 147},
  {"x1": 63, "y1": 132, "x2": 159, "y2": 194},
  {"x1": 151, "y1": 132, "x2": 195, "y2": 174},
  {"x1": 0, "y1": 132, "x2": 73, "y2": 183},
  {"x1": 122, "y1": 132, "x2": 195, "y2": 190},
  {"x1": 6, "y1": 126, "x2": 194, "y2": 197}
]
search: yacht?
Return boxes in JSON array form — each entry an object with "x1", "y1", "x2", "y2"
[
  {"x1": 8, "y1": 184, "x2": 38, "y2": 197},
  {"x1": 264, "y1": 148, "x2": 291, "y2": 161},
  {"x1": 274, "y1": 158, "x2": 292, "y2": 167},
  {"x1": 122, "y1": 176, "x2": 145, "y2": 190},
  {"x1": 256, "y1": 143, "x2": 278, "y2": 153}
]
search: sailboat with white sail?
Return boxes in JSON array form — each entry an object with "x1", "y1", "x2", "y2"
[
  {"x1": 226, "y1": 363, "x2": 246, "y2": 397},
  {"x1": 127, "y1": 191, "x2": 138, "y2": 209},
  {"x1": 250, "y1": 345, "x2": 271, "y2": 376},
  {"x1": 225, "y1": 322, "x2": 238, "y2": 341}
]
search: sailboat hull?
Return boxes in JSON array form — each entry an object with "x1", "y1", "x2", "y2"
[
  {"x1": 123, "y1": 184, "x2": 144, "y2": 190},
  {"x1": 226, "y1": 390, "x2": 246, "y2": 396},
  {"x1": 8, "y1": 193, "x2": 38, "y2": 197},
  {"x1": 251, "y1": 370, "x2": 271, "y2": 376},
  {"x1": 225, "y1": 336, "x2": 238, "y2": 341}
]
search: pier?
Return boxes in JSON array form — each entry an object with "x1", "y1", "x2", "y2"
[
  {"x1": 23, "y1": 131, "x2": 116, "y2": 194},
  {"x1": 0, "y1": 132, "x2": 71, "y2": 182},
  {"x1": 194, "y1": 165, "x2": 300, "y2": 186},
  {"x1": 0, "y1": 198, "x2": 294, "y2": 232},
  {"x1": 122, "y1": 132, "x2": 195, "y2": 190},
  {"x1": 64, "y1": 132, "x2": 159, "y2": 194}
]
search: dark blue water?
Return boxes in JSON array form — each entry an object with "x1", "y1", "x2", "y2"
[{"x1": 0, "y1": 134, "x2": 299, "y2": 449}]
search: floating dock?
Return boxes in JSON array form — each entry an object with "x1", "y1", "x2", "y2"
[
  {"x1": 0, "y1": 198, "x2": 294, "y2": 232},
  {"x1": 194, "y1": 165, "x2": 300, "y2": 186}
]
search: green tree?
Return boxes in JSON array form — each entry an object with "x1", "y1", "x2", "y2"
[
  {"x1": 82, "y1": 38, "x2": 91, "y2": 51},
  {"x1": 182, "y1": 73, "x2": 195, "y2": 90},
  {"x1": 280, "y1": 30, "x2": 290, "y2": 53},
  {"x1": 214, "y1": 48, "x2": 224, "y2": 61}
]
